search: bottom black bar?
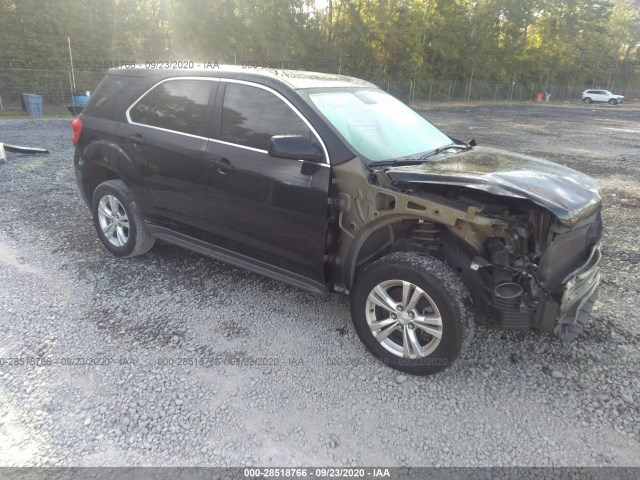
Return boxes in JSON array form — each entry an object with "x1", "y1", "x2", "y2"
[{"x1": 0, "y1": 468, "x2": 639, "y2": 480}]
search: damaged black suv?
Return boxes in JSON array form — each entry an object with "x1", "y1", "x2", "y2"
[{"x1": 72, "y1": 66, "x2": 603, "y2": 375}]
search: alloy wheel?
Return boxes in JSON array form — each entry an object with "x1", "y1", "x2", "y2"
[
  {"x1": 365, "y1": 279, "x2": 443, "y2": 358},
  {"x1": 97, "y1": 194, "x2": 130, "y2": 247}
]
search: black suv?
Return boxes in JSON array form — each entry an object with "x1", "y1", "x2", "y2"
[{"x1": 73, "y1": 66, "x2": 603, "y2": 375}]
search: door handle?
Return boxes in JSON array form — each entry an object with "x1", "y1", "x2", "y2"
[
  {"x1": 208, "y1": 157, "x2": 235, "y2": 174},
  {"x1": 127, "y1": 134, "x2": 145, "y2": 145}
]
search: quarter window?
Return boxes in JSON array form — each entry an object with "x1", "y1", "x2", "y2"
[
  {"x1": 130, "y1": 79, "x2": 213, "y2": 136},
  {"x1": 221, "y1": 83, "x2": 311, "y2": 150}
]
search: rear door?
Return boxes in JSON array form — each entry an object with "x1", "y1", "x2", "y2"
[
  {"x1": 203, "y1": 80, "x2": 330, "y2": 286},
  {"x1": 123, "y1": 78, "x2": 217, "y2": 236},
  {"x1": 593, "y1": 90, "x2": 607, "y2": 102}
]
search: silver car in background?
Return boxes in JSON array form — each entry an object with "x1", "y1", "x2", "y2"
[{"x1": 581, "y1": 89, "x2": 625, "y2": 105}]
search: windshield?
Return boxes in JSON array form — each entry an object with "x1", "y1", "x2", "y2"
[{"x1": 307, "y1": 89, "x2": 452, "y2": 163}]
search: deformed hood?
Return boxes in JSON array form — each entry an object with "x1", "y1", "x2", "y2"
[{"x1": 385, "y1": 146, "x2": 602, "y2": 223}]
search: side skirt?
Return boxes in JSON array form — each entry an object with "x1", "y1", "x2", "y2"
[{"x1": 146, "y1": 224, "x2": 329, "y2": 297}]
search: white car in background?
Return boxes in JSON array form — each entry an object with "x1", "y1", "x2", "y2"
[{"x1": 581, "y1": 89, "x2": 625, "y2": 105}]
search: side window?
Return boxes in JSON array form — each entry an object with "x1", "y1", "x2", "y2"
[
  {"x1": 220, "y1": 83, "x2": 311, "y2": 150},
  {"x1": 129, "y1": 79, "x2": 213, "y2": 136}
]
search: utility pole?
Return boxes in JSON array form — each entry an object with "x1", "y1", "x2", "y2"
[
  {"x1": 509, "y1": 71, "x2": 516, "y2": 102},
  {"x1": 68, "y1": 36, "x2": 76, "y2": 93}
]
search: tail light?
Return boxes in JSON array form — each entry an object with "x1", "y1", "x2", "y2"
[{"x1": 71, "y1": 117, "x2": 83, "y2": 145}]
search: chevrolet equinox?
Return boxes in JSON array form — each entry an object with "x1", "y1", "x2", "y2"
[{"x1": 72, "y1": 66, "x2": 603, "y2": 375}]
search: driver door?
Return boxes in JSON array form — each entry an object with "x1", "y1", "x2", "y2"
[{"x1": 203, "y1": 80, "x2": 330, "y2": 288}]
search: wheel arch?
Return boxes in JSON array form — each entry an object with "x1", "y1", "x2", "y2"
[
  {"x1": 343, "y1": 214, "x2": 463, "y2": 290},
  {"x1": 84, "y1": 166, "x2": 120, "y2": 204},
  {"x1": 82, "y1": 140, "x2": 136, "y2": 203}
]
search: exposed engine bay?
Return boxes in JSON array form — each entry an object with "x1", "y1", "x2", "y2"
[{"x1": 327, "y1": 153, "x2": 603, "y2": 342}]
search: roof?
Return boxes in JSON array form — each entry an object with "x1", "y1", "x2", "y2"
[{"x1": 109, "y1": 64, "x2": 375, "y2": 90}]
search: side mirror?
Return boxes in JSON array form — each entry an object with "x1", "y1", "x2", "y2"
[{"x1": 268, "y1": 135, "x2": 323, "y2": 162}]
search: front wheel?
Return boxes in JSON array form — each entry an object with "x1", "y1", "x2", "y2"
[
  {"x1": 608, "y1": 99, "x2": 618, "y2": 105},
  {"x1": 91, "y1": 179, "x2": 155, "y2": 258},
  {"x1": 350, "y1": 252, "x2": 473, "y2": 375}
]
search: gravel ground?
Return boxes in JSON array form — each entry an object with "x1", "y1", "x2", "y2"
[{"x1": 0, "y1": 103, "x2": 639, "y2": 467}]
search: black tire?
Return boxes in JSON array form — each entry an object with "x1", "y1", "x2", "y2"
[
  {"x1": 584, "y1": 98, "x2": 592, "y2": 104},
  {"x1": 608, "y1": 99, "x2": 618, "y2": 105},
  {"x1": 350, "y1": 252, "x2": 473, "y2": 375},
  {"x1": 91, "y1": 179, "x2": 155, "y2": 258}
]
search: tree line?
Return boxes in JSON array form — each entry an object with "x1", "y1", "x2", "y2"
[{"x1": 1, "y1": 0, "x2": 638, "y2": 89}]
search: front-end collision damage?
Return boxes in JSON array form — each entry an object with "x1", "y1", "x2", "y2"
[
  {"x1": 467, "y1": 206, "x2": 603, "y2": 341},
  {"x1": 384, "y1": 146, "x2": 602, "y2": 226},
  {"x1": 555, "y1": 244, "x2": 601, "y2": 341},
  {"x1": 329, "y1": 153, "x2": 603, "y2": 342}
]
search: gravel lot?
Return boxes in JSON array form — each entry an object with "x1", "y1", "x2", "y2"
[{"x1": 0, "y1": 102, "x2": 639, "y2": 467}]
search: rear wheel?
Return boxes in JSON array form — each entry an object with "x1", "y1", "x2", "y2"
[
  {"x1": 584, "y1": 97, "x2": 593, "y2": 104},
  {"x1": 91, "y1": 180, "x2": 155, "y2": 258},
  {"x1": 350, "y1": 252, "x2": 473, "y2": 375}
]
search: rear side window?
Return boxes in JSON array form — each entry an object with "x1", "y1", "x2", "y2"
[
  {"x1": 129, "y1": 79, "x2": 214, "y2": 136},
  {"x1": 220, "y1": 83, "x2": 311, "y2": 150},
  {"x1": 83, "y1": 74, "x2": 137, "y2": 117}
]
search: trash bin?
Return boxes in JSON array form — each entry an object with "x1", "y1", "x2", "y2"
[
  {"x1": 21, "y1": 93, "x2": 43, "y2": 118},
  {"x1": 544, "y1": 93, "x2": 551, "y2": 102},
  {"x1": 73, "y1": 91, "x2": 90, "y2": 105}
]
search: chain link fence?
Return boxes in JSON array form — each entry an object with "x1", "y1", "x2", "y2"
[
  {"x1": 375, "y1": 78, "x2": 640, "y2": 104},
  {"x1": 1, "y1": 67, "x2": 638, "y2": 116},
  {"x1": 0, "y1": 68, "x2": 105, "y2": 115}
]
